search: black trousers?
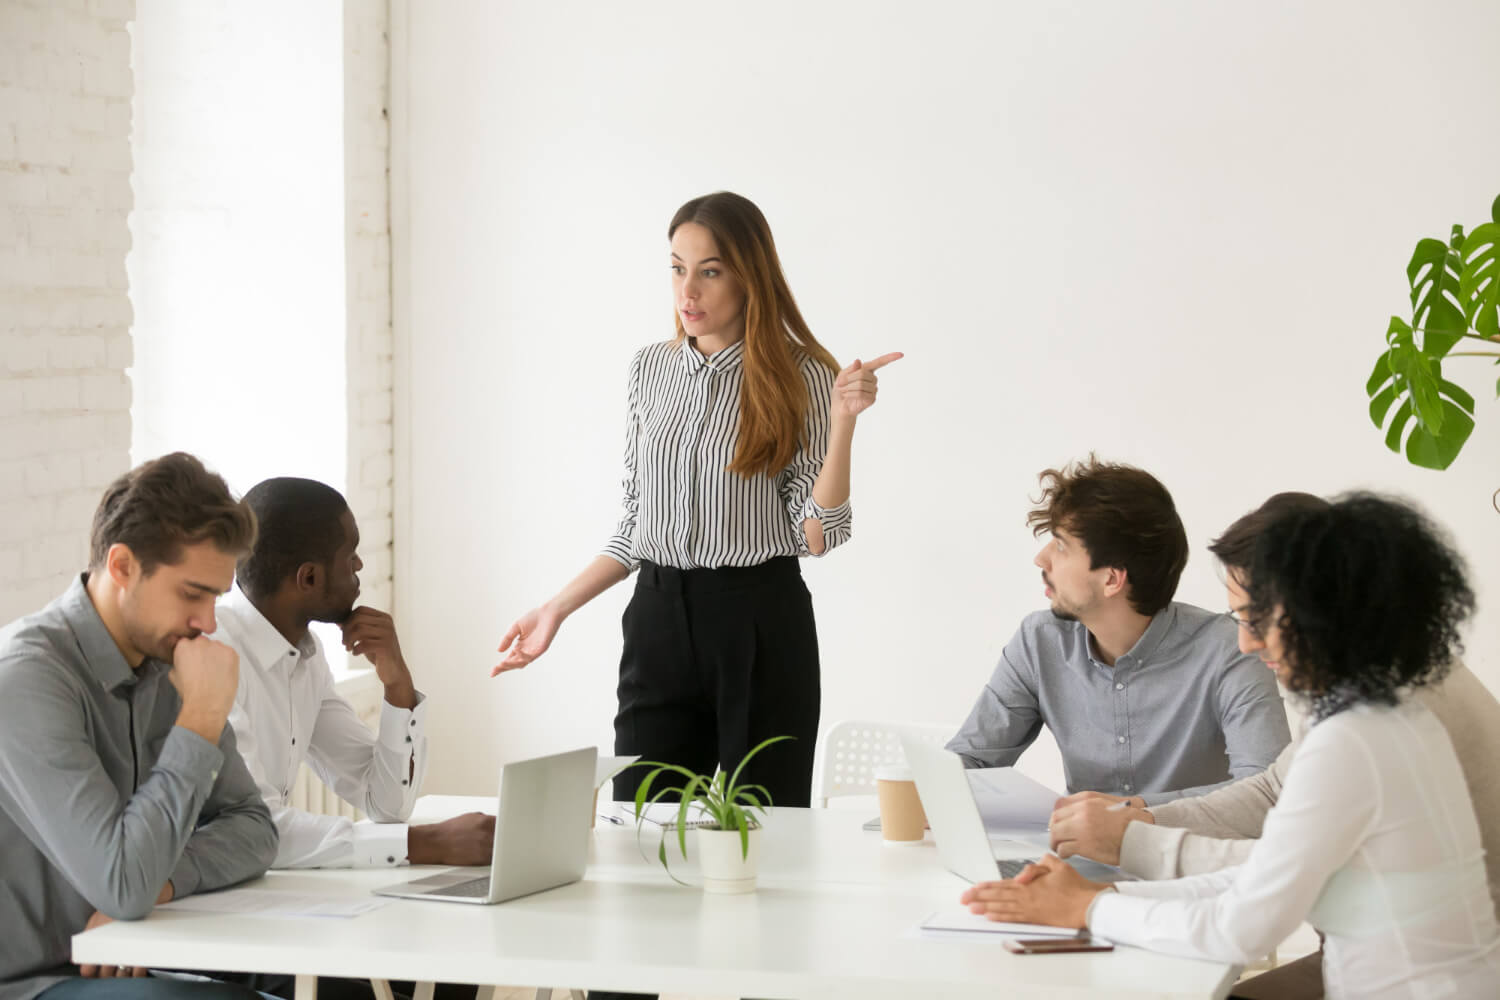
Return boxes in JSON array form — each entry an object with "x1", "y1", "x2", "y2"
[
  {"x1": 611, "y1": 556, "x2": 821, "y2": 810},
  {"x1": 598, "y1": 557, "x2": 820, "y2": 1000}
]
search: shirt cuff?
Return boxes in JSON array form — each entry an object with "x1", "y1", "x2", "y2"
[
  {"x1": 376, "y1": 689, "x2": 427, "y2": 751},
  {"x1": 1083, "y1": 885, "x2": 1117, "y2": 926},
  {"x1": 798, "y1": 494, "x2": 851, "y2": 526},
  {"x1": 795, "y1": 495, "x2": 852, "y2": 556},
  {"x1": 601, "y1": 536, "x2": 638, "y2": 570},
  {"x1": 1118, "y1": 821, "x2": 1188, "y2": 880},
  {"x1": 1086, "y1": 889, "x2": 1150, "y2": 943},
  {"x1": 350, "y1": 821, "x2": 411, "y2": 867}
]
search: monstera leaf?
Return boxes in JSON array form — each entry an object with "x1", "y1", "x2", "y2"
[
  {"x1": 1367, "y1": 316, "x2": 1476, "y2": 470},
  {"x1": 1460, "y1": 195, "x2": 1500, "y2": 342},
  {"x1": 1407, "y1": 227, "x2": 1468, "y2": 357}
]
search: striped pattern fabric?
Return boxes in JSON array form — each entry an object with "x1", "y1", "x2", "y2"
[{"x1": 601, "y1": 337, "x2": 852, "y2": 570}]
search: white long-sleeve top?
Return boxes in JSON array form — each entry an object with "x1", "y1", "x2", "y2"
[
  {"x1": 216, "y1": 589, "x2": 428, "y2": 868},
  {"x1": 1090, "y1": 698, "x2": 1500, "y2": 999}
]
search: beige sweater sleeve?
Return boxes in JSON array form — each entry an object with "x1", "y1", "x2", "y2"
[{"x1": 1117, "y1": 740, "x2": 1295, "y2": 879}]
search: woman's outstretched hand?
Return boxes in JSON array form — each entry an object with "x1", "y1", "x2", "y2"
[
  {"x1": 832, "y1": 352, "x2": 903, "y2": 420},
  {"x1": 958, "y1": 853, "x2": 1108, "y2": 930},
  {"x1": 493, "y1": 604, "x2": 564, "y2": 675}
]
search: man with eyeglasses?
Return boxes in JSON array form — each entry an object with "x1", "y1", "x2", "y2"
[{"x1": 1044, "y1": 492, "x2": 1500, "y2": 999}]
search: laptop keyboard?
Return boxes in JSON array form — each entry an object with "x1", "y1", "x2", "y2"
[
  {"x1": 435, "y1": 876, "x2": 491, "y2": 898},
  {"x1": 996, "y1": 858, "x2": 1034, "y2": 879}
]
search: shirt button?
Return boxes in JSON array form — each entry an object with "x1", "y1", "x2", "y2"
[
  {"x1": 405, "y1": 736, "x2": 412, "y2": 744},
  {"x1": 401, "y1": 779, "x2": 408, "y2": 786},
  {"x1": 1115, "y1": 682, "x2": 1124, "y2": 690},
  {"x1": 386, "y1": 856, "x2": 395, "y2": 864},
  {"x1": 1124, "y1": 784, "x2": 1133, "y2": 792},
  {"x1": 1117, "y1": 736, "x2": 1126, "y2": 744}
]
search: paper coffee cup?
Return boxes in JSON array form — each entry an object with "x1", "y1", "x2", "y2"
[{"x1": 875, "y1": 764, "x2": 926, "y2": 843}]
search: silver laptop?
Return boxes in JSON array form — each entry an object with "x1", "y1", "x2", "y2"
[
  {"x1": 374, "y1": 746, "x2": 597, "y2": 904},
  {"x1": 901, "y1": 738, "x2": 1131, "y2": 884}
]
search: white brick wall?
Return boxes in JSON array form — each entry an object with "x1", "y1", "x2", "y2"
[
  {"x1": 344, "y1": 0, "x2": 395, "y2": 614},
  {"x1": 1, "y1": 0, "x2": 136, "y2": 624}
]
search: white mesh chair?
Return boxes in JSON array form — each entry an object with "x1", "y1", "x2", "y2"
[{"x1": 814, "y1": 719, "x2": 956, "y2": 806}]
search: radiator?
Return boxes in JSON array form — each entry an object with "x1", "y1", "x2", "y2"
[{"x1": 287, "y1": 670, "x2": 384, "y2": 820}]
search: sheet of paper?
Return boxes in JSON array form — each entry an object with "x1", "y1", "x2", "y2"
[
  {"x1": 159, "y1": 889, "x2": 393, "y2": 919},
  {"x1": 920, "y1": 905, "x2": 1082, "y2": 938},
  {"x1": 595, "y1": 754, "x2": 641, "y2": 790},
  {"x1": 966, "y1": 767, "x2": 1059, "y2": 834},
  {"x1": 618, "y1": 800, "x2": 718, "y2": 829}
]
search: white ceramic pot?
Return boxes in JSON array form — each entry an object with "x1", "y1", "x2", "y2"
[{"x1": 696, "y1": 826, "x2": 761, "y2": 894}]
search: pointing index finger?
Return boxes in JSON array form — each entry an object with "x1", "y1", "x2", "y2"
[{"x1": 862, "y1": 351, "x2": 904, "y2": 372}]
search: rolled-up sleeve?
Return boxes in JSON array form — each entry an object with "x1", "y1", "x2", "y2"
[{"x1": 780, "y1": 358, "x2": 851, "y2": 556}]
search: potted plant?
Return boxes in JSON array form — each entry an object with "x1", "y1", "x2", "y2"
[
  {"x1": 629, "y1": 735, "x2": 792, "y2": 894},
  {"x1": 1365, "y1": 194, "x2": 1499, "y2": 472}
]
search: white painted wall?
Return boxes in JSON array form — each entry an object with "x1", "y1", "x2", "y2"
[
  {"x1": 1, "y1": 0, "x2": 136, "y2": 625},
  {"x1": 129, "y1": 0, "x2": 396, "y2": 633},
  {"x1": 129, "y1": 0, "x2": 346, "y2": 499},
  {"x1": 394, "y1": 0, "x2": 1500, "y2": 796}
]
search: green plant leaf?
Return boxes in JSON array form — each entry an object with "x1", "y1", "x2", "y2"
[
  {"x1": 1374, "y1": 344, "x2": 1476, "y2": 473},
  {"x1": 1460, "y1": 214, "x2": 1499, "y2": 340},
  {"x1": 724, "y1": 735, "x2": 794, "y2": 804},
  {"x1": 1382, "y1": 316, "x2": 1446, "y2": 434},
  {"x1": 734, "y1": 806, "x2": 750, "y2": 859},
  {"x1": 1408, "y1": 232, "x2": 1467, "y2": 356}
]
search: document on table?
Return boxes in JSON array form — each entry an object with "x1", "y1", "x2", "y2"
[
  {"x1": 160, "y1": 888, "x2": 394, "y2": 919},
  {"x1": 920, "y1": 905, "x2": 1084, "y2": 938},
  {"x1": 966, "y1": 767, "x2": 1059, "y2": 839},
  {"x1": 618, "y1": 800, "x2": 718, "y2": 829}
]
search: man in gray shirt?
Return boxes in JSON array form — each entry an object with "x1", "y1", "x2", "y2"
[
  {"x1": 0, "y1": 453, "x2": 277, "y2": 1000},
  {"x1": 947, "y1": 456, "x2": 1290, "y2": 805}
]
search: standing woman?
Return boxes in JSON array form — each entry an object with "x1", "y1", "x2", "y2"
[{"x1": 493, "y1": 191, "x2": 900, "y2": 809}]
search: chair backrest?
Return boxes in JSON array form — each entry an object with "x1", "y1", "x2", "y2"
[{"x1": 814, "y1": 719, "x2": 955, "y2": 806}]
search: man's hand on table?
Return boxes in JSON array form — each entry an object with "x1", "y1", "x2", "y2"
[
  {"x1": 408, "y1": 812, "x2": 496, "y2": 866},
  {"x1": 1048, "y1": 791, "x2": 1153, "y2": 866},
  {"x1": 79, "y1": 882, "x2": 174, "y2": 978}
]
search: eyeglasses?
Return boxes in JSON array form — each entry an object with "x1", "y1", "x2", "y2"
[{"x1": 1226, "y1": 611, "x2": 1263, "y2": 640}]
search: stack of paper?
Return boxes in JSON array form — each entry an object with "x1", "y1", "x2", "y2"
[{"x1": 920, "y1": 906, "x2": 1083, "y2": 937}]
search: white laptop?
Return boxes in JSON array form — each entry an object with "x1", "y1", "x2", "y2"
[
  {"x1": 901, "y1": 738, "x2": 1132, "y2": 884},
  {"x1": 374, "y1": 746, "x2": 597, "y2": 904}
]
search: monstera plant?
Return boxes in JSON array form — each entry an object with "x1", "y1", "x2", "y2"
[{"x1": 1367, "y1": 194, "x2": 1500, "y2": 470}]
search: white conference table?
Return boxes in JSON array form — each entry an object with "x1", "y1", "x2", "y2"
[{"x1": 73, "y1": 797, "x2": 1240, "y2": 1000}]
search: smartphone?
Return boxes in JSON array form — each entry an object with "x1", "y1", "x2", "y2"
[{"x1": 1003, "y1": 936, "x2": 1114, "y2": 954}]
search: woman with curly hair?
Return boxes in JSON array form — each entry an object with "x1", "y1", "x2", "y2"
[{"x1": 961, "y1": 493, "x2": 1500, "y2": 999}]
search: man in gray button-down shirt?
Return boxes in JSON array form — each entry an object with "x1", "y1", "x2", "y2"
[
  {"x1": 948, "y1": 457, "x2": 1290, "y2": 805},
  {"x1": 0, "y1": 454, "x2": 277, "y2": 1000}
]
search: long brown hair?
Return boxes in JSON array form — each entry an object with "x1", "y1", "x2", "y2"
[{"x1": 669, "y1": 192, "x2": 839, "y2": 479}]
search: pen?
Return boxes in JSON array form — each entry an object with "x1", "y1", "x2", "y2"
[
  {"x1": 598, "y1": 813, "x2": 625, "y2": 825},
  {"x1": 1106, "y1": 800, "x2": 1129, "y2": 812}
]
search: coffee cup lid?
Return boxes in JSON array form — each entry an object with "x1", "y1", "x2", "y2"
[{"x1": 875, "y1": 764, "x2": 914, "y2": 782}]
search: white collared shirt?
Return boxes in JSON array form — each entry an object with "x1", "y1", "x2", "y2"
[
  {"x1": 600, "y1": 338, "x2": 852, "y2": 570},
  {"x1": 1090, "y1": 699, "x2": 1500, "y2": 999},
  {"x1": 215, "y1": 588, "x2": 429, "y2": 868}
]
